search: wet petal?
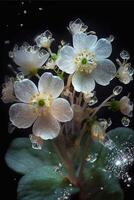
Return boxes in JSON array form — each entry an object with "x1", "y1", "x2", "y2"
[
  {"x1": 56, "y1": 46, "x2": 76, "y2": 74},
  {"x1": 13, "y1": 49, "x2": 49, "y2": 69},
  {"x1": 95, "y1": 38, "x2": 112, "y2": 59},
  {"x1": 14, "y1": 79, "x2": 38, "y2": 103},
  {"x1": 9, "y1": 103, "x2": 37, "y2": 128},
  {"x1": 73, "y1": 33, "x2": 98, "y2": 52},
  {"x1": 51, "y1": 98, "x2": 73, "y2": 122},
  {"x1": 33, "y1": 114, "x2": 60, "y2": 140},
  {"x1": 38, "y1": 72, "x2": 64, "y2": 98},
  {"x1": 93, "y1": 59, "x2": 116, "y2": 86},
  {"x1": 73, "y1": 33, "x2": 88, "y2": 51},
  {"x1": 72, "y1": 72, "x2": 95, "y2": 92}
]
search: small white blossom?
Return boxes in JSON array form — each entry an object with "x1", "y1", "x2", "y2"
[
  {"x1": 9, "y1": 43, "x2": 49, "y2": 76},
  {"x1": 119, "y1": 96, "x2": 133, "y2": 117},
  {"x1": 1, "y1": 77, "x2": 16, "y2": 103},
  {"x1": 9, "y1": 72, "x2": 73, "y2": 140},
  {"x1": 68, "y1": 18, "x2": 88, "y2": 35},
  {"x1": 35, "y1": 30, "x2": 54, "y2": 48},
  {"x1": 56, "y1": 33, "x2": 116, "y2": 93},
  {"x1": 117, "y1": 65, "x2": 134, "y2": 84}
]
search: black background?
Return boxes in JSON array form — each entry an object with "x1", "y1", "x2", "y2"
[{"x1": 0, "y1": 0, "x2": 134, "y2": 199}]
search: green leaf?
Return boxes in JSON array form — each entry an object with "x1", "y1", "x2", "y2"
[
  {"x1": 17, "y1": 166, "x2": 79, "y2": 200},
  {"x1": 84, "y1": 168, "x2": 123, "y2": 200},
  {"x1": 108, "y1": 127, "x2": 134, "y2": 146},
  {"x1": 5, "y1": 138, "x2": 60, "y2": 174}
]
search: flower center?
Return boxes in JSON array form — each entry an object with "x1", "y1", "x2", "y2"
[
  {"x1": 74, "y1": 50, "x2": 97, "y2": 74},
  {"x1": 29, "y1": 93, "x2": 52, "y2": 115},
  {"x1": 38, "y1": 99, "x2": 45, "y2": 107}
]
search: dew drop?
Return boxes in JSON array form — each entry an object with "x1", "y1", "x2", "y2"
[
  {"x1": 107, "y1": 35, "x2": 115, "y2": 42},
  {"x1": 88, "y1": 96, "x2": 98, "y2": 106},
  {"x1": 120, "y1": 50, "x2": 130, "y2": 60},
  {"x1": 23, "y1": 10, "x2": 27, "y2": 14},
  {"x1": 113, "y1": 85, "x2": 123, "y2": 95},
  {"x1": 4, "y1": 40, "x2": 10, "y2": 44},
  {"x1": 121, "y1": 116, "x2": 130, "y2": 127},
  {"x1": 39, "y1": 7, "x2": 43, "y2": 11}
]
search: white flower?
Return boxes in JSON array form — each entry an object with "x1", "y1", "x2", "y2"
[
  {"x1": 1, "y1": 77, "x2": 16, "y2": 103},
  {"x1": 119, "y1": 96, "x2": 133, "y2": 117},
  {"x1": 117, "y1": 65, "x2": 134, "y2": 84},
  {"x1": 35, "y1": 30, "x2": 54, "y2": 48},
  {"x1": 68, "y1": 18, "x2": 88, "y2": 35},
  {"x1": 56, "y1": 33, "x2": 116, "y2": 93},
  {"x1": 10, "y1": 43, "x2": 49, "y2": 75},
  {"x1": 9, "y1": 72, "x2": 73, "y2": 140}
]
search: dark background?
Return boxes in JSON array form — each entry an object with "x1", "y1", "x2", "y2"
[{"x1": 0, "y1": 0, "x2": 134, "y2": 199}]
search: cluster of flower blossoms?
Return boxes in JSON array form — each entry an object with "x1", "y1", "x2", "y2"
[{"x1": 1, "y1": 18, "x2": 133, "y2": 145}]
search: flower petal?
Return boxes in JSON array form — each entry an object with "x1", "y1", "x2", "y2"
[
  {"x1": 14, "y1": 79, "x2": 38, "y2": 103},
  {"x1": 72, "y1": 72, "x2": 95, "y2": 92},
  {"x1": 93, "y1": 59, "x2": 116, "y2": 86},
  {"x1": 73, "y1": 33, "x2": 98, "y2": 52},
  {"x1": 38, "y1": 72, "x2": 64, "y2": 98},
  {"x1": 51, "y1": 98, "x2": 73, "y2": 122},
  {"x1": 9, "y1": 103, "x2": 37, "y2": 128},
  {"x1": 95, "y1": 38, "x2": 112, "y2": 59},
  {"x1": 73, "y1": 33, "x2": 88, "y2": 51},
  {"x1": 56, "y1": 46, "x2": 76, "y2": 74},
  {"x1": 14, "y1": 49, "x2": 49, "y2": 69},
  {"x1": 33, "y1": 114, "x2": 60, "y2": 140}
]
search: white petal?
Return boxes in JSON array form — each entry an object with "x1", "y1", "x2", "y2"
[
  {"x1": 38, "y1": 72, "x2": 64, "y2": 98},
  {"x1": 93, "y1": 59, "x2": 116, "y2": 86},
  {"x1": 51, "y1": 98, "x2": 73, "y2": 122},
  {"x1": 56, "y1": 57, "x2": 76, "y2": 74},
  {"x1": 73, "y1": 33, "x2": 97, "y2": 52},
  {"x1": 33, "y1": 114, "x2": 60, "y2": 140},
  {"x1": 14, "y1": 50, "x2": 49, "y2": 69},
  {"x1": 14, "y1": 79, "x2": 38, "y2": 103},
  {"x1": 59, "y1": 45, "x2": 76, "y2": 59},
  {"x1": 9, "y1": 103, "x2": 37, "y2": 128},
  {"x1": 72, "y1": 72, "x2": 95, "y2": 92},
  {"x1": 95, "y1": 38, "x2": 112, "y2": 59},
  {"x1": 73, "y1": 33, "x2": 88, "y2": 51},
  {"x1": 56, "y1": 46, "x2": 76, "y2": 74}
]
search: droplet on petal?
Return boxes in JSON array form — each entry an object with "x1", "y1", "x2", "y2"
[
  {"x1": 121, "y1": 116, "x2": 130, "y2": 127},
  {"x1": 113, "y1": 85, "x2": 123, "y2": 95},
  {"x1": 120, "y1": 50, "x2": 130, "y2": 60}
]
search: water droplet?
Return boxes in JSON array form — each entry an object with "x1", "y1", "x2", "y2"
[
  {"x1": 88, "y1": 96, "x2": 98, "y2": 106},
  {"x1": 4, "y1": 40, "x2": 10, "y2": 44},
  {"x1": 104, "y1": 139, "x2": 115, "y2": 150},
  {"x1": 86, "y1": 153, "x2": 98, "y2": 163},
  {"x1": 128, "y1": 67, "x2": 134, "y2": 76},
  {"x1": 127, "y1": 184, "x2": 130, "y2": 187},
  {"x1": 16, "y1": 72, "x2": 24, "y2": 80},
  {"x1": 23, "y1": 10, "x2": 27, "y2": 14},
  {"x1": 120, "y1": 50, "x2": 130, "y2": 60},
  {"x1": 107, "y1": 118, "x2": 112, "y2": 127},
  {"x1": 9, "y1": 51, "x2": 14, "y2": 58},
  {"x1": 100, "y1": 187, "x2": 104, "y2": 190},
  {"x1": 121, "y1": 116, "x2": 130, "y2": 127},
  {"x1": 20, "y1": 23, "x2": 24, "y2": 27},
  {"x1": 107, "y1": 35, "x2": 114, "y2": 42},
  {"x1": 128, "y1": 177, "x2": 132, "y2": 181},
  {"x1": 98, "y1": 118, "x2": 108, "y2": 129},
  {"x1": 29, "y1": 134, "x2": 43, "y2": 150},
  {"x1": 39, "y1": 7, "x2": 43, "y2": 11},
  {"x1": 113, "y1": 85, "x2": 123, "y2": 95}
]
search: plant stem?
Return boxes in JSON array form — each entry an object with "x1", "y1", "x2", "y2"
[
  {"x1": 90, "y1": 94, "x2": 115, "y2": 118},
  {"x1": 52, "y1": 140, "x2": 78, "y2": 186}
]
